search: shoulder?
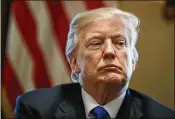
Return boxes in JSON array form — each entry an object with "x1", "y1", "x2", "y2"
[
  {"x1": 14, "y1": 83, "x2": 80, "y2": 118},
  {"x1": 19, "y1": 83, "x2": 80, "y2": 105},
  {"x1": 129, "y1": 88, "x2": 174, "y2": 118}
]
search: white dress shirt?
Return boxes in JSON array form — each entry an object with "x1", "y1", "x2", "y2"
[{"x1": 81, "y1": 88, "x2": 126, "y2": 118}]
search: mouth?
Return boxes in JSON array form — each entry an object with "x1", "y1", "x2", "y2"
[{"x1": 98, "y1": 64, "x2": 122, "y2": 73}]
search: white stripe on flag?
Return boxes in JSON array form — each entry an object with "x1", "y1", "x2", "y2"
[
  {"x1": 7, "y1": 14, "x2": 35, "y2": 92},
  {"x1": 28, "y1": 1, "x2": 71, "y2": 86},
  {"x1": 62, "y1": 1, "x2": 87, "y2": 20}
]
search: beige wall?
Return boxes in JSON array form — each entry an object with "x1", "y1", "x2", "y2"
[{"x1": 119, "y1": 1, "x2": 174, "y2": 109}]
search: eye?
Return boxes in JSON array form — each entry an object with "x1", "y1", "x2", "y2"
[
  {"x1": 113, "y1": 40, "x2": 126, "y2": 49},
  {"x1": 87, "y1": 40, "x2": 103, "y2": 50},
  {"x1": 91, "y1": 42, "x2": 103, "y2": 46},
  {"x1": 118, "y1": 41, "x2": 125, "y2": 46}
]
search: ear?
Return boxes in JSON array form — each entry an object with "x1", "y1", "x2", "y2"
[{"x1": 70, "y1": 58, "x2": 81, "y2": 73}]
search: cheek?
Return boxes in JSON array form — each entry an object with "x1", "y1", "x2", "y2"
[
  {"x1": 119, "y1": 51, "x2": 132, "y2": 69},
  {"x1": 123, "y1": 51, "x2": 133, "y2": 75},
  {"x1": 82, "y1": 50, "x2": 102, "y2": 77},
  {"x1": 126, "y1": 52, "x2": 133, "y2": 66},
  {"x1": 84, "y1": 50, "x2": 101, "y2": 67},
  {"x1": 118, "y1": 50, "x2": 133, "y2": 80}
]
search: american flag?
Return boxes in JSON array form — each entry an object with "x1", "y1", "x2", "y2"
[{"x1": 2, "y1": 1, "x2": 118, "y2": 118}]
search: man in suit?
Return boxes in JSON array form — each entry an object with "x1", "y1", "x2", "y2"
[{"x1": 14, "y1": 7, "x2": 174, "y2": 119}]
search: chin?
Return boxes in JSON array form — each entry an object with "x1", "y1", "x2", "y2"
[{"x1": 98, "y1": 73, "x2": 125, "y2": 84}]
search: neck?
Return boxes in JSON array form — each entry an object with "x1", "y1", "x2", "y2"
[{"x1": 82, "y1": 82, "x2": 128, "y2": 105}]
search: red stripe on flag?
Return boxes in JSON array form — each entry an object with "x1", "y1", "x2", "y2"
[
  {"x1": 46, "y1": 1, "x2": 71, "y2": 72},
  {"x1": 84, "y1": 1, "x2": 105, "y2": 10},
  {"x1": 2, "y1": 56, "x2": 24, "y2": 110},
  {"x1": 12, "y1": 1, "x2": 51, "y2": 88}
]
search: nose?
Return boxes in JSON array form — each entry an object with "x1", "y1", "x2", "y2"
[{"x1": 103, "y1": 39, "x2": 115, "y2": 59}]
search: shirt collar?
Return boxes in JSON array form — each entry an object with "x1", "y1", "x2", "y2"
[{"x1": 81, "y1": 88, "x2": 126, "y2": 118}]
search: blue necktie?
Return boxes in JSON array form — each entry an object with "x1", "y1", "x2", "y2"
[{"x1": 90, "y1": 106, "x2": 109, "y2": 118}]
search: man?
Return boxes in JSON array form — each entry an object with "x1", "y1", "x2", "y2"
[{"x1": 14, "y1": 7, "x2": 174, "y2": 119}]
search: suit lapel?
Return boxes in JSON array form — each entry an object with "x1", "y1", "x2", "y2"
[
  {"x1": 52, "y1": 84, "x2": 143, "y2": 119},
  {"x1": 116, "y1": 89, "x2": 143, "y2": 119},
  {"x1": 54, "y1": 84, "x2": 86, "y2": 119}
]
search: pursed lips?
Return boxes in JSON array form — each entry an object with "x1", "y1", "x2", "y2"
[{"x1": 98, "y1": 64, "x2": 122, "y2": 73}]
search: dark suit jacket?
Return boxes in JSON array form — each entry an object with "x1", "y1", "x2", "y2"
[{"x1": 14, "y1": 83, "x2": 174, "y2": 119}]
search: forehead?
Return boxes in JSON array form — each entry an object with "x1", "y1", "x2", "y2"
[{"x1": 78, "y1": 18, "x2": 126, "y2": 41}]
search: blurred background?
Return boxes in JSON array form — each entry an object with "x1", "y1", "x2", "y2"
[{"x1": 1, "y1": 0, "x2": 174, "y2": 118}]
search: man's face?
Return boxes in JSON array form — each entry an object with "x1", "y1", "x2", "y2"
[{"x1": 75, "y1": 18, "x2": 134, "y2": 90}]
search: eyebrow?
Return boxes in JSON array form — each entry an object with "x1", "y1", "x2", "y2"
[
  {"x1": 111, "y1": 34, "x2": 126, "y2": 40},
  {"x1": 85, "y1": 31, "x2": 126, "y2": 41},
  {"x1": 86, "y1": 33, "x2": 104, "y2": 40}
]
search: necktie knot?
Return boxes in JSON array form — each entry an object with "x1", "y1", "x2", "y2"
[{"x1": 90, "y1": 106, "x2": 109, "y2": 118}]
